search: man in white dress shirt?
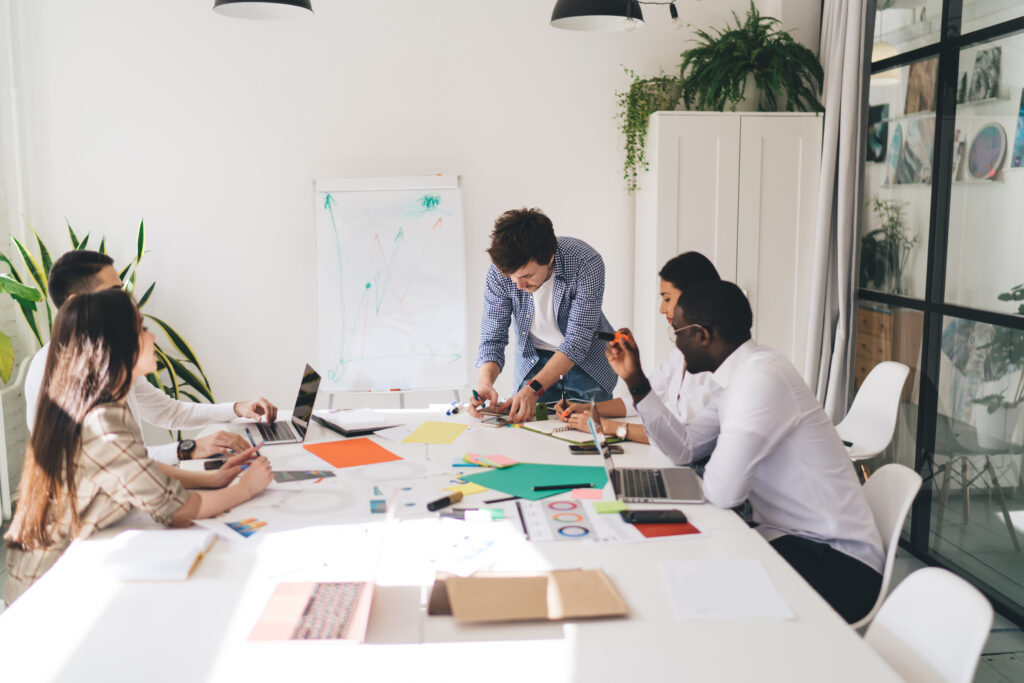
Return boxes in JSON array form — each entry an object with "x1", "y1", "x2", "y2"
[
  {"x1": 605, "y1": 280, "x2": 884, "y2": 624},
  {"x1": 25, "y1": 250, "x2": 278, "y2": 465}
]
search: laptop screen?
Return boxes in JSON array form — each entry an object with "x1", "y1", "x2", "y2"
[
  {"x1": 586, "y1": 411, "x2": 616, "y2": 477},
  {"x1": 291, "y1": 364, "x2": 322, "y2": 428}
]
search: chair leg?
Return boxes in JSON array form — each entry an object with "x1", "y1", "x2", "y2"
[
  {"x1": 985, "y1": 456, "x2": 1021, "y2": 552},
  {"x1": 860, "y1": 463, "x2": 871, "y2": 481},
  {"x1": 962, "y1": 458, "x2": 970, "y2": 520},
  {"x1": 935, "y1": 460, "x2": 952, "y2": 550}
]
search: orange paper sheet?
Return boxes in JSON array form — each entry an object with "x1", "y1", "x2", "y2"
[
  {"x1": 634, "y1": 523, "x2": 701, "y2": 539},
  {"x1": 303, "y1": 438, "x2": 402, "y2": 469}
]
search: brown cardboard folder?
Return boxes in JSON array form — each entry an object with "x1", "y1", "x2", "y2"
[{"x1": 428, "y1": 569, "x2": 628, "y2": 623}]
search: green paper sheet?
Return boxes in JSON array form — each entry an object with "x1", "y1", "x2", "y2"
[{"x1": 459, "y1": 463, "x2": 608, "y2": 501}]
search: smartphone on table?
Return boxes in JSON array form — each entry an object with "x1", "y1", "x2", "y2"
[{"x1": 619, "y1": 509, "x2": 687, "y2": 524}]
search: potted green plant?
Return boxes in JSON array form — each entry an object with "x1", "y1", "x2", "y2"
[
  {"x1": 0, "y1": 220, "x2": 215, "y2": 407},
  {"x1": 971, "y1": 284, "x2": 1024, "y2": 447},
  {"x1": 678, "y1": 1, "x2": 823, "y2": 113},
  {"x1": 860, "y1": 196, "x2": 918, "y2": 295},
  {"x1": 615, "y1": 68, "x2": 683, "y2": 193}
]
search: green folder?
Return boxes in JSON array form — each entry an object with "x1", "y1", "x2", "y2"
[{"x1": 459, "y1": 463, "x2": 608, "y2": 501}]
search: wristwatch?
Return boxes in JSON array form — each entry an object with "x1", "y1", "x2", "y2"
[
  {"x1": 528, "y1": 378, "x2": 544, "y2": 395},
  {"x1": 177, "y1": 439, "x2": 197, "y2": 461},
  {"x1": 616, "y1": 424, "x2": 629, "y2": 440}
]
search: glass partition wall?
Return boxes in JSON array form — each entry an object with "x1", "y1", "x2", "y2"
[{"x1": 859, "y1": 0, "x2": 1024, "y2": 622}]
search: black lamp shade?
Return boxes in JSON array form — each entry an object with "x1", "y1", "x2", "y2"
[
  {"x1": 550, "y1": 0, "x2": 644, "y2": 31},
  {"x1": 213, "y1": 0, "x2": 313, "y2": 20}
]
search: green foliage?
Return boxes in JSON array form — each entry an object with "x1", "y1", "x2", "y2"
[
  {"x1": 971, "y1": 285, "x2": 1024, "y2": 411},
  {"x1": 678, "y1": 1, "x2": 823, "y2": 113},
  {"x1": 860, "y1": 196, "x2": 918, "y2": 294},
  {"x1": 615, "y1": 68, "x2": 683, "y2": 193},
  {"x1": 0, "y1": 220, "x2": 214, "y2": 407}
]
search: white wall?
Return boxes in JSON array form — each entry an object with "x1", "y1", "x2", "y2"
[{"x1": 6, "y1": 0, "x2": 819, "y2": 409}]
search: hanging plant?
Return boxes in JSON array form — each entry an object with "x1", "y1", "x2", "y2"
[
  {"x1": 615, "y1": 68, "x2": 683, "y2": 193},
  {"x1": 679, "y1": 1, "x2": 823, "y2": 112}
]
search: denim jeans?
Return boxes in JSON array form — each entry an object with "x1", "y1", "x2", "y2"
[{"x1": 520, "y1": 350, "x2": 613, "y2": 404}]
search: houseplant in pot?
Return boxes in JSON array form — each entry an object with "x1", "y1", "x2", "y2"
[
  {"x1": 616, "y1": 68, "x2": 683, "y2": 193},
  {"x1": 678, "y1": 1, "x2": 824, "y2": 113},
  {"x1": 970, "y1": 284, "x2": 1024, "y2": 447},
  {"x1": 860, "y1": 196, "x2": 918, "y2": 294}
]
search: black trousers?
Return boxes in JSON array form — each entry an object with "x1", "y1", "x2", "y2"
[{"x1": 770, "y1": 534, "x2": 882, "y2": 624}]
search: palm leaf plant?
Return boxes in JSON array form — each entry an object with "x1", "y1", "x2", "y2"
[
  {"x1": 0, "y1": 219, "x2": 215, "y2": 409},
  {"x1": 678, "y1": 1, "x2": 823, "y2": 113}
]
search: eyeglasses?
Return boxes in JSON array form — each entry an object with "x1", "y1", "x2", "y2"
[{"x1": 666, "y1": 323, "x2": 704, "y2": 343}]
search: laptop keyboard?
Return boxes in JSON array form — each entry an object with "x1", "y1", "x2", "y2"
[
  {"x1": 256, "y1": 421, "x2": 297, "y2": 442},
  {"x1": 292, "y1": 582, "x2": 366, "y2": 640},
  {"x1": 621, "y1": 468, "x2": 668, "y2": 499}
]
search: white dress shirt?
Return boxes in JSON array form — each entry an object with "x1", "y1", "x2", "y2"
[
  {"x1": 636, "y1": 340, "x2": 884, "y2": 573},
  {"x1": 25, "y1": 343, "x2": 238, "y2": 465},
  {"x1": 528, "y1": 275, "x2": 565, "y2": 353}
]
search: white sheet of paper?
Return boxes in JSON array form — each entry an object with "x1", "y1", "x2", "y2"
[
  {"x1": 660, "y1": 559, "x2": 794, "y2": 621},
  {"x1": 373, "y1": 424, "x2": 416, "y2": 441}
]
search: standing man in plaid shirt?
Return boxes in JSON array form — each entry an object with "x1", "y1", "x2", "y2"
[{"x1": 468, "y1": 208, "x2": 617, "y2": 423}]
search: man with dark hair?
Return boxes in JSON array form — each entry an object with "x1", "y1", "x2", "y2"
[
  {"x1": 25, "y1": 250, "x2": 279, "y2": 465},
  {"x1": 469, "y1": 208, "x2": 616, "y2": 423},
  {"x1": 604, "y1": 281, "x2": 884, "y2": 624}
]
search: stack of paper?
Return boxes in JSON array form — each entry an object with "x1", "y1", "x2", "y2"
[
  {"x1": 463, "y1": 453, "x2": 517, "y2": 468},
  {"x1": 312, "y1": 409, "x2": 399, "y2": 436},
  {"x1": 103, "y1": 529, "x2": 218, "y2": 581}
]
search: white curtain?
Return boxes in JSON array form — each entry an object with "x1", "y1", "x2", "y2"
[{"x1": 804, "y1": 0, "x2": 874, "y2": 421}]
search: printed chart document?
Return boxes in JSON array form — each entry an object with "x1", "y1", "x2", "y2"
[
  {"x1": 102, "y1": 529, "x2": 218, "y2": 581},
  {"x1": 660, "y1": 560, "x2": 794, "y2": 621}
]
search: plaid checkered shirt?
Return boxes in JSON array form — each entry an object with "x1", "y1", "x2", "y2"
[{"x1": 475, "y1": 236, "x2": 616, "y2": 394}]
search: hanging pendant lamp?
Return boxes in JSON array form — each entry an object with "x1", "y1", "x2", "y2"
[
  {"x1": 213, "y1": 0, "x2": 313, "y2": 20},
  {"x1": 550, "y1": 0, "x2": 644, "y2": 32}
]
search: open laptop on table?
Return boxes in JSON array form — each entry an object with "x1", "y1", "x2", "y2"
[
  {"x1": 587, "y1": 401, "x2": 703, "y2": 504},
  {"x1": 248, "y1": 364, "x2": 322, "y2": 445}
]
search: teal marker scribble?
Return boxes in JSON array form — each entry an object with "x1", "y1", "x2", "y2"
[{"x1": 420, "y1": 194, "x2": 440, "y2": 211}]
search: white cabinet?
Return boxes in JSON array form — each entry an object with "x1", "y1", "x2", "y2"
[{"x1": 633, "y1": 112, "x2": 822, "y2": 376}]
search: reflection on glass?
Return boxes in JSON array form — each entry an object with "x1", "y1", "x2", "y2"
[
  {"x1": 945, "y1": 32, "x2": 1024, "y2": 311},
  {"x1": 961, "y1": 0, "x2": 1024, "y2": 34},
  {"x1": 872, "y1": 5, "x2": 941, "y2": 60},
  {"x1": 930, "y1": 315, "x2": 1024, "y2": 606},
  {"x1": 861, "y1": 54, "x2": 935, "y2": 298}
]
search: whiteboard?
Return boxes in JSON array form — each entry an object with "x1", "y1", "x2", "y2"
[{"x1": 314, "y1": 176, "x2": 467, "y2": 392}]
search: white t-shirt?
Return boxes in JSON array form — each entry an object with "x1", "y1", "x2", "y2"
[{"x1": 528, "y1": 275, "x2": 564, "y2": 353}]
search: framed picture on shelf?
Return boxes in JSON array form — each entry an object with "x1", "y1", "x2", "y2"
[
  {"x1": 957, "y1": 72, "x2": 968, "y2": 104},
  {"x1": 897, "y1": 117, "x2": 935, "y2": 184},
  {"x1": 968, "y1": 47, "x2": 1001, "y2": 102},
  {"x1": 968, "y1": 123, "x2": 1006, "y2": 180},
  {"x1": 905, "y1": 57, "x2": 938, "y2": 114},
  {"x1": 867, "y1": 104, "x2": 889, "y2": 163},
  {"x1": 1012, "y1": 90, "x2": 1024, "y2": 169},
  {"x1": 885, "y1": 123, "x2": 902, "y2": 186}
]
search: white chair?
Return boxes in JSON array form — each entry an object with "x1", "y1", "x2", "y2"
[
  {"x1": 864, "y1": 567, "x2": 992, "y2": 683},
  {"x1": 836, "y1": 361, "x2": 910, "y2": 479},
  {"x1": 851, "y1": 463, "x2": 923, "y2": 631}
]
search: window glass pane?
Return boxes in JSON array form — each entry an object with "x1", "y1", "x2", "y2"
[
  {"x1": 861, "y1": 57, "x2": 935, "y2": 298},
  {"x1": 929, "y1": 314, "x2": 1024, "y2": 604},
  {"x1": 945, "y1": 33, "x2": 1024, "y2": 311},
  {"x1": 962, "y1": 0, "x2": 1024, "y2": 34},
  {"x1": 872, "y1": 4, "x2": 941, "y2": 61}
]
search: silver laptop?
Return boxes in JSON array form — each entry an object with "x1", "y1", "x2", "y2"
[
  {"x1": 249, "y1": 364, "x2": 321, "y2": 445},
  {"x1": 587, "y1": 407, "x2": 703, "y2": 504}
]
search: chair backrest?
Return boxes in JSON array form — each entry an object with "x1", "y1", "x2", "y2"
[
  {"x1": 864, "y1": 567, "x2": 992, "y2": 683},
  {"x1": 836, "y1": 361, "x2": 910, "y2": 460},
  {"x1": 851, "y1": 463, "x2": 923, "y2": 630}
]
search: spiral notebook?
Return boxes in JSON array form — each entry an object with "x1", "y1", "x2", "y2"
[{"x1": 518, "y1": 419, "x2": 594, "y2": 444}]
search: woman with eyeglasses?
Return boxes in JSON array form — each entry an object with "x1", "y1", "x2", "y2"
[
  {"x1": 556, "y1": 252, "x2": 720, "y2": 442},
  {"x1": 3, "y1": 289, "x2": 272, "y2": 605}
]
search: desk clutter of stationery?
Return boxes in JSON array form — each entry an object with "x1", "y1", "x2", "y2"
[{"x1": 1, "y1": 408, "x2": 900, "y2": 682}]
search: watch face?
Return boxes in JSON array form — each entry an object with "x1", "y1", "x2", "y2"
[
  {"x1": 529, "y1": 379, "x2": 543, "y2": 393},
  {"x1": 181, "y1": 439, "x2": 196, "y2": 450},
  {"x1": 616, "y1": 425, "x2": 628, "y2": 439}
]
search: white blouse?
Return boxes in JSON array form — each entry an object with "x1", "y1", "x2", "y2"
[{"x1": 647, "y1": 347, "x2": 713, "y2": 422}]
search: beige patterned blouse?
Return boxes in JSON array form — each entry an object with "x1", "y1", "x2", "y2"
[{"x1": 3, "y1": 402, "x2": 188, "y2": 604}]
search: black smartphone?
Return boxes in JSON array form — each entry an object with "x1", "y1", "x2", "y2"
[
  {"x1": 204, "y1": 459, "x2": 226, "y2": 470},
  {"x1": 620, "y1": 509, "x2": 687, "y2": 524},
  {"x1": 569, "y1": 444, "x2": 623, "y2": 454}
]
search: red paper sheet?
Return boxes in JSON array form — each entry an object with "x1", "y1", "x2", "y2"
[
  {"x1": 303, "y1": 438, "x2": 402, "y2": 469},
  {"x1": 634, "y1": 522, "x2": 700, "y2": 538}
]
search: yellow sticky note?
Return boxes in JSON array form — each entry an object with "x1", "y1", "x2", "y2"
[
  {"x1": 402, "y1": 421, "x2": 469, "y2": 445},
  {"x1": 593, "y1": 501, "x2": 628, "y2": 514},
  {"x1": 444, "y1": 482, "x2": 489, "y2": 496}
]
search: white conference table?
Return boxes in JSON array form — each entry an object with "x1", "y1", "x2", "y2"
[{"x1": 0, "y1": 410, "x2": 900, "y2": 683}]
